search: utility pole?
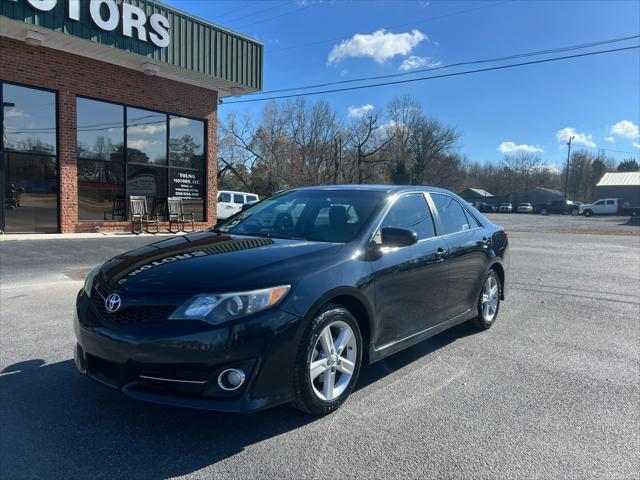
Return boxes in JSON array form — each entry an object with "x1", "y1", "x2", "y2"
[{"x1": 563, "y1": 135, "x2": 575, "y2": 199}]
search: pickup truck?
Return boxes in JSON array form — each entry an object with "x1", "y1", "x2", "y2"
[
  {"x1": 535, "y1": 199, "x2": 580, "y2": 216},
  {"x1": 579, "y1": 198, "x2": 640, "y2": 217}
]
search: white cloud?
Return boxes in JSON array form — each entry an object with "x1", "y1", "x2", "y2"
[
  {"x1": 128, "y1": 139, "x2": 150, "y2": 150},
  {"x1": 498, "y1": 141, "x2": 544, "y2": 154},
  {"x1": 610, "y1": 120, "x2": 639, "y2": 139},
  {"x1": 328, "y1": 29, "x2": 427, "y2": 64},
  {"x1": 398, "y1": 55, "x2": 441, "y2": 72},
  {"x1": 633, "y1": 142, "x2": 640, "y2": 149},
  {"x1": 128, "y1": 123, "x2": 166, "y2": 135},
  {"x1": 556, "y1": 127, "x2": 596, "y2": 148},
  {"x1": 5, "y1": 108, "x2": 29, "y2": 118},
  {"x1": 348, "y1": 104, "x2": 374, "y2": 118},
  {"x1": 604, "y1": 136, "x2": 614, "y2": 143},
  {"x1": 169, "y1": 117, "x2": 190, "y2": 128}
]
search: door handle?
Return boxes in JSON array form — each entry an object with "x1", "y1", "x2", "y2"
[{"x1": 435, "y1": 247, "x2": 448, "y2": 259}]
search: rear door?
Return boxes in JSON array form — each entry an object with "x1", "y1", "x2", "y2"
[
  {"x1": 430, "y1": 193, "x2": 490, "y2": 320},
  {"x1": 605, "y1": 199, "x2": 617, "y2": 214},
  {"x1": 371, "y1": 193, "x2": 449, "y2": 347}
]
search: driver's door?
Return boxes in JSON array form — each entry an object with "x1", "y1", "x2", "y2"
[{"x1": 370, "y1": 193, "x2": 449, "y2": 348}]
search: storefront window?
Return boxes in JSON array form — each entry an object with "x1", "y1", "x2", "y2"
[
  {"x1": 77, "y1": 98, "x2": 126, "y2": 221},
  {"x1": 127, "y1": 108, "x2": 167, "y2": 165},
  {"x1": 169, "y1": 115, "x2": 205, "y2": 221},
  {"x1": 2, "y1": 83, "x2": 58, "y2": 233},
  {"x1": 76, "y1": 99, "x2": 206, "y2": 222}
]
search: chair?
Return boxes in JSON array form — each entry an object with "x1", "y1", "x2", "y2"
[
  {"x1": 103, "y1": 197, "x2": 125, "y2": 221},
  {"x1": 167, "y1": 197, "x2": 195, "y2": 233},
  {"x1": 129, "y1": 196, "x2": 160, "y2": 234}
]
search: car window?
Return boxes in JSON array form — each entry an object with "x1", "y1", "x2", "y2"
[
  {"x1": 218, "y1": 193, "x2": 231, "y2": 203},
  {"x1": 246, "y1": 195, "x2": 258, "y2": 202},
  {"x1": 233, "y1": 194, "x2": 245, "y2": 204},
  {"x1": 217, "y1": 190, "x2": 386, "y2": 243},
  {"x1": 595, "y1": 200, "x2": 605, "y2": 205},
  {"x1": 431, "y1": 194, "x2": 471, "y2": 235},
  {"x1": 606, "y1": 200, "x2": 615, "y2": 205},
  {"x1": 380, "y1": 193, "x2": 436, "y2": 240}
]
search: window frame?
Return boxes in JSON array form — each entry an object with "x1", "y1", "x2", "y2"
[
  {"x1": 75, "y1": 95, "x2": 208, "y2": 223},
  {"x1": 1, "y1": 80, "x2": 60, "y2": 233}
]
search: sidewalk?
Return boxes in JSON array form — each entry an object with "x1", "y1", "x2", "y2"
[{"x1": 0, "y1": 231, "x2": 186, "y2": 241}]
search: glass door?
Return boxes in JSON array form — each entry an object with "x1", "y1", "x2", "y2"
[{"x1": 1, "y1": 83, "x2": 58, "y2": 233}]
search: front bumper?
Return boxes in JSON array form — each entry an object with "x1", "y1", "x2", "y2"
[{"x1": 74, "y1": 290, "x2": 304, "y2": 413}]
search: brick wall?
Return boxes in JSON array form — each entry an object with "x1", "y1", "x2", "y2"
[{"x1": 0, "y1": 36, "x2": 218, "y2": 233}]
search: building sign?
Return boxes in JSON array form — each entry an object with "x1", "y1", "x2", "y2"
[
  {"x1": 170, "y1": 169, "x2": 202, "y2": 199},
  {"x1": 10, "y1": 0, "x2": 170, "y2": 47}
]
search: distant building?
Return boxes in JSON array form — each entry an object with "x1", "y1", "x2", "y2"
[
  {"x1": 459, "y1": 188, "x2": 494, "y2": 202},
  {"x1": 513, "y1": 187, "x2": 564, "y2": 205},
  {"x1": 596, "y1": 172, "x2": 640, "y2": 206}
]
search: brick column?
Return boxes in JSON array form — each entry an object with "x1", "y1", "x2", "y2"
[
  {"x1": 58, "y1": 89, "x2": 77, "y2": 233},
  {"x1": 205, "y1": 98, "x2": 218, "y2": 227}
]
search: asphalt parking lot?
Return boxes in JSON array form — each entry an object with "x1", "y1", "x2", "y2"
[{"x1": 1, "y1": 217, "x2": 639, "y2": 479}]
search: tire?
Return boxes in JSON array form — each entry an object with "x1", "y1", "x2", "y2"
[
  {"x1": 540, "y1": 208, "x2": 548, "y2": 216},
  {"x1": 291, "y1": 305, "x2": 363, "y2": 415},
  {"x1": 571, "y1": 209, "x2": 579, "y2": 216},
  {"x1": 470, "y1": 270, "x2": 501, "y2": 330},
  {"x1": 583, "y1": 209, "x2": 592, "y2": 217}
]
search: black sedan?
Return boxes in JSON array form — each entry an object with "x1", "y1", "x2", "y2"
[{"x1": 74, "y1": 186, "x2": 509, "y2": 415}]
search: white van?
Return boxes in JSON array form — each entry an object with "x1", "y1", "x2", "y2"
[{"x1": 217, "y1": 190, "x2": 259, "y2": 220}]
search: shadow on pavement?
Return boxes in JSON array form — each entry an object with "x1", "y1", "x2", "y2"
[
  {"x1": 0, "y1": 322, "x2": 477, "y2": 479},
  {"x1": 622, "y1": 216, "x2": 640, "y2": 227}
]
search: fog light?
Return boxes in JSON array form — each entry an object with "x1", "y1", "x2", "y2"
[{"x1": 217, "y1": 368, "x2": 246, "y2": 391}]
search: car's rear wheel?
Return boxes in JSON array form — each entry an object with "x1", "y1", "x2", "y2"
[
  {"x1": 470, "y1": 270, "x2": 501, "y2": 330},
  {"x1": 292, "y1": 305, "x2": 362, "y2": 415}
]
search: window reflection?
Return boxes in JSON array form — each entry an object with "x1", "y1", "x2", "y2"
[
  {"x1": 127, "y1": 164, "x2": 168, "y2": 218},
  {"x1": 78, "y1": 160, "x2": 125, "y2": 220},
  {"x1": 127, "y1": 108, "x2": 167, "y2": 165},
  {"x1": 77, "y1": 98, "x2": 124, "y2": 161},
  {"x1": 3, "y1": 84, "x2": 56, "y2": 154},
  {"x1": 3, "y1": 153, "x2": 58, "y2": 233}
]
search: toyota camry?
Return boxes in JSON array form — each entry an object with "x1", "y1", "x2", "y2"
[{"x1": 74, "y1": 186, "x2": 508, "y2": 415}]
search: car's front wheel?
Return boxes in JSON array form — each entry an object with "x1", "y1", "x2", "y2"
[
  {"x1": 292, "y1": 305, "x2": 362, "y2": 415},
  {"x1": 470, "y1": 270, "x2": 501, "y2": 330},
  {"x1": 583, "y1": 209, "x2": 593, "y2": 217}
]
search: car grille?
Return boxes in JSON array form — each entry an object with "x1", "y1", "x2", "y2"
[{"x1": 92, "y1": 286, "x2": 176, "y2": 325}]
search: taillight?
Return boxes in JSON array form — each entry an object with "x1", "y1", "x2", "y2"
[{"x1": 504, "y1": 231, "x2": 509, "y2": 240}]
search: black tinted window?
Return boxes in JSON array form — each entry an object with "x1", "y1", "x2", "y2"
[
  {"x1": 218, "y1": 193, "x2": 231, "y2": 202},
  {"x1": 233, "y1": 194, "x2": 245, "y2": 204},
  {"x1": 431, "y1": 194, "x2": 470, "y2": 235},
  {"x1": 381, "y1": 193, "x2": 435, "y2": 240}
]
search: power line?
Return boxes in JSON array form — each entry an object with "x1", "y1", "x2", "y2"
[
  {"x1": 234, "y1": 3, "x2": 310, "y2": 29},
  {"x1": 249, "y1": 34, "x2": 640, "y2": 96},
  {"x1": 221, "y1": 45, "x2": 640, "y2": 104},
  {"x1": 268, "y1": 0, "x2": 512, "y2": 55},
  {"x1": 218, "y1": 1, "x2": 290, "y2": 25}
]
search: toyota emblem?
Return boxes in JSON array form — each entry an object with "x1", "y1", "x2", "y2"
[{"x1": 105, "y1": 293, "x2": 122, "y2": 313}]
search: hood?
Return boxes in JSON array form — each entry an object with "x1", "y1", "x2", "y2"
[{"x1": 100, "y1": 230, "x2": 344, "y2": 293}]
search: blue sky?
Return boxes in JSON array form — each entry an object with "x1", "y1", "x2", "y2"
[{"x1": 166, "y1": 0, "x2": 640, "y2": 166}]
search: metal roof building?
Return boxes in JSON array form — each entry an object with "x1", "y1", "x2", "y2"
[{"x1": 595, "y1": 172, "x2": 640, "y2": 207}]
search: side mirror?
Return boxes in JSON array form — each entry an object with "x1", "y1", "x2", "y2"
[{"x1": 380, "y1": 227, "x2": 418, "y2": 248}]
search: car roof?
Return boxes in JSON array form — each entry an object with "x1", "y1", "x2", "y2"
[{"x1": 290, "y1": 184, "x2": 457, "y2": 195}]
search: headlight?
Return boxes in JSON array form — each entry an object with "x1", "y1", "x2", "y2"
[
  {"x1": 83, "y1": 265, "x2": 102, "y2": 296},
  {"x1": 169, "y1": 285, "x2": 291, "y2": 325}
]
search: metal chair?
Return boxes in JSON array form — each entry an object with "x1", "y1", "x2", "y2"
[
  {"x1": 129, "y1": 196, "x2": 160, "y2": 234},
  {"x1": 167, "y1": 197, "x2": 196, "y2": 233}
]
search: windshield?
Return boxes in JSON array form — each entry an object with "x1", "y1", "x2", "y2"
[{"x1": 215, "y1": 189, "x2": 387, "y2": 243}]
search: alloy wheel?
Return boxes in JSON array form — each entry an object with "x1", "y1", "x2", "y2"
[
  {"x1": 481, "y1": 275, "x2": 500, "y2": 322},
  {"x1": 309, "y1": 320, "x2": 357, "y2": 401}
]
